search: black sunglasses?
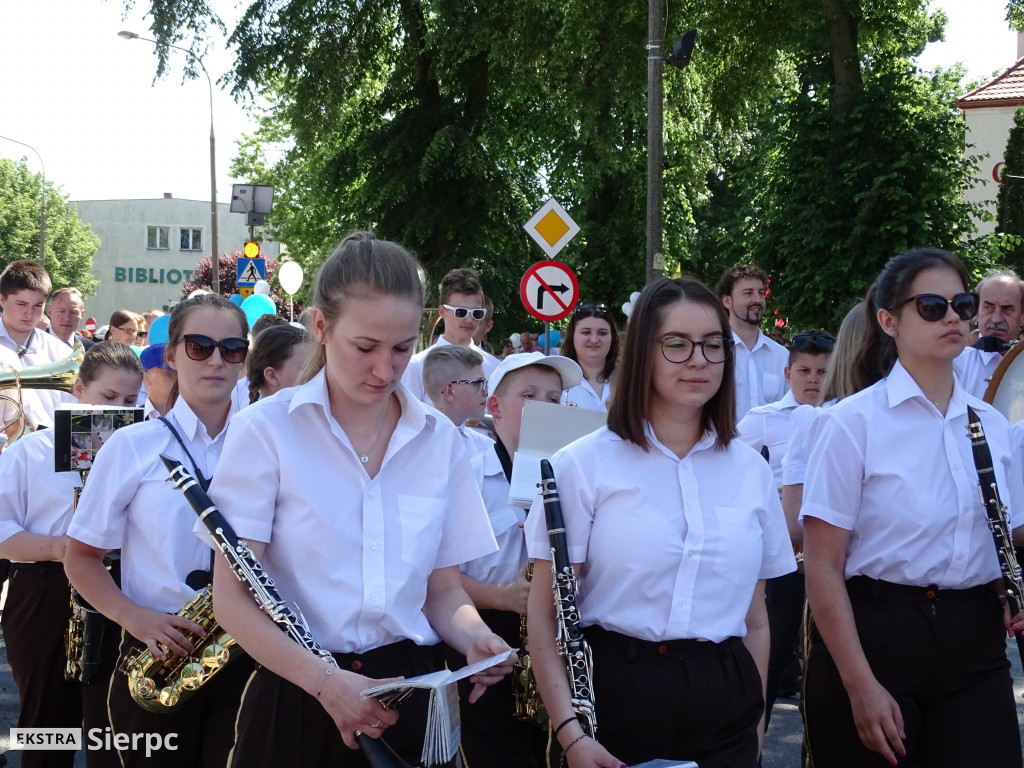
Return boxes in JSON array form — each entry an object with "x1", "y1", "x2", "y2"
[
  {"x1": 792, "y1": 332, "x2": 835, "y2": 351},
  {"x1": 575, "y1": 304, "x2": 610, "y2": 316},
  {"x1": 901, "y1": 292, "x2": 978, "y2": 323},
  {"x1": 180, "y1": 334, "x2": 249, "y2": 364}
]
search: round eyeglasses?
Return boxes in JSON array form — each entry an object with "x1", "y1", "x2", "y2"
[{"x1": 657, "y1": 335, "x2": 733, "y2": 364}]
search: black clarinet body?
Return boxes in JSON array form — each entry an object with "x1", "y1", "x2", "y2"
[
  {"x1": 160, "y1": 454, "x2": 413, "y2": 768},
  {"x1": 964, "y1": 407, "x2": 1024, "y2": 667},
  {"x1": 539, "y1": 458, "x2": 597, "y2": 738}
]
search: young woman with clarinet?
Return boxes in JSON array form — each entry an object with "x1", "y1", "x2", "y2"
[
  {"x1": 525, "y1": 277, "x2": 796, "y2": 768},
  {"x1": 802, "y1": 247, "x2": 1024, "y2": 768},
  {"x1": 206, "y1": 232, "x2": 514, "y2": 768}
]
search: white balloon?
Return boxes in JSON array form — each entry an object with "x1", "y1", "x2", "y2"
[
  {"x1": 621, "y1": 301, "x2": 633, "y2": 317},
  {"x1": 254, "y1": 279, "x2": 272, "y2": 296},
  {"x1": 630, "y1": 291, "x2": 641, "y2": 302},
  {"x1": 510, "y1": 333, "x2": 521, "y2": 348},
  {"x1": 278, "y1": 261, "x2": 304, "y2": 295}
]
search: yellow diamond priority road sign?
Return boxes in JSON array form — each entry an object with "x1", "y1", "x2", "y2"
[{"x1": 524, "y1": 197, "x2": 579, "y2": 258}]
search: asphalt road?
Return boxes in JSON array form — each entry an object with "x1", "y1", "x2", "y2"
[{"x1": 0, "y1": 584, "x2": 1020, "y2": 768}]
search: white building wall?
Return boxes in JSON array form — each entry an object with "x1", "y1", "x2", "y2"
[
  {"x1": 71, "y1": 197, "x2": 279, "y2": 328},
  {"x1": 965, "y1": 106, "x2": 1018, "y2": 237}
]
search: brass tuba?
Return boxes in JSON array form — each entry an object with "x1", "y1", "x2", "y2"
[
  {"x1": 0, "y1": 340, "x2": 84, "y2": 443},
  {"x1": 119, "y1": 585, "x2": 242, "y2": 712}
]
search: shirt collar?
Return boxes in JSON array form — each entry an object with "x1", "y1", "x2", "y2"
[
  {"x1": 885, "y1": 359, "x2": 968, "y2": 419},
  {"x1": 778, "y1": 390, "x2": 801, "y2": 410},
  {"x1": 289, "y1": 368, "x2": 436, "y2": 433},
  {"x1": 731, "y1": 328, "x2": 766, "y2": 352},
  {"x1": 643, "y1": 420, "x2": 717, "y2": 461},
  {"x1": 0, "y1": 318, "x2": 32, "y2": 353},
  {"x1": 167, "y1": 397, "x2": 206, "y2": 441}
]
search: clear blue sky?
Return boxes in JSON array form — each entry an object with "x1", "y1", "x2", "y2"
[{"x1": 0, "y1": 0, "x2": 1017, "y2": 204}]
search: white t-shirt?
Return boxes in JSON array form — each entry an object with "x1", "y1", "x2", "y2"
[
  {"x1": 68, "y1": 398, "x2": 225, "y2": 613},
  {"x1": 801, "y1": 360, "x2": 1023, "y2": 588},
  {"x1": 206, "y1": 371, "x2": 497, "y2": 653},
  {"x1": 731, "y1": 330, "x2": 789, "y2": 418},
  {"x1": 0, "y1": 428, "x2": 79, "y2": 554},
  {"x1": 525, "y1": 425, "x2": 795, "y2": 643}
]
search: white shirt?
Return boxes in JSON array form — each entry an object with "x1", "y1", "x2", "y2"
[
  {"x1": 0, "y1": 320, "x2": 76, "y2": 428},
  {"x1": 231, "y1": 377, "x2": 250, "y2": 413},
  {"x1": 458, "y1": 423, "x2": 495, "y2": 460},
  {"x1": 461, "y1": 445, "x2": 527, "y2": 587},
  {"x1": 780, "y1": 402, "x2": 833, "y2": 487},
  {"x1": 731, "y1": 330, "x2": 789, "y2": 417},
  {"x1": 801, "y1": 361, "x2": 1023, "y2": 588},
  {"x1": 68, "y1": 398, "x2": 225, "y2": 614},
  {"x1": 0, "y1": 428, "x2": 80, "y2": 554},
  {"x1": 565, "y1": 377, "x2": 611, "y2": 412},
  {"x1": 206, "y1": 371, "x2": 497, "y2": 653},
  {"x1": 736, "y1": 390, "x2": 801, "y2": 490},
  {"x1": 953, "y1": 344, "x2": 1003, "y2": 401},
  {"x1": 524, "y1": 425, "x2": 795, "y2": 643},
  {"x1": 402, "y1": 337, "x2": 501, "y2": 405}
]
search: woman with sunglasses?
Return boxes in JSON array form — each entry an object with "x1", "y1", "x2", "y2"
[
  {"x1": 65, "y1": 293, "x2": 254, "y2": 768},
  {"x1": 207, "y1": 233, "x2": 513, "y2": 768},
  {"x1": 561, "y1": 304, "x2": 620, "y2": 411},
  {"x1": 525, "y1": 277, "x2": 795, "y2": 768},
  {"x1": 801, "y1": 247, "x2": 1024, "y2": 768}
]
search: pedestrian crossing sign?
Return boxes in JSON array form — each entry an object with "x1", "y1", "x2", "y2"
[{"x1": 236, "y1": 257, "x2": 266, "y2": 288}]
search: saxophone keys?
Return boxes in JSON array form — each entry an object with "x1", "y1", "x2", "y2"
[
  {"x1": 201, "y1": 636, "x2": 232, "y2": 668},
  {"x1": 158, "y1": 685, "x2": 181, "y2": 708},
  {"x1": 180, "y1": 661, "x2": 206, "y2": 689}
]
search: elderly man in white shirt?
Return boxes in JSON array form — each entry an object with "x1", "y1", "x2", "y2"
[
  {"x1": 717, "y1": 264, "x2": 789, "y2": 417},
  {"x1": 954, "y1": 270, "x2": 1024, "y2": 400}
]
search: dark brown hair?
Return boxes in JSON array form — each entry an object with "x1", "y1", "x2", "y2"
[
  {"x1": 248, "y1": 324, "x2": 309, "y2": 403},
  {"x1": 715, "y1": 264, "x2": 769, "y2": 299},
  {"x1": 0, "y1": 260, "x2": 51, "y2": 297},
  {"x1": 561, "y1": 305, "x2": 620, "y2": 383},
  {"x1": 438, "y1": 267, "x2": 483, "y2": 306},
  {"x1": 607, "y1": 277, "x2": 737, "y2": 450},
  {"x1": 78, "y1": 341, "x2": 143, "y2": 386},
  {"x1": 854, "y1": 247, "x2": 970, "y2": 389}
]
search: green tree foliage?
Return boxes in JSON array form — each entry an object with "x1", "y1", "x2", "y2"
[
  {"x1": 996, "y1": 107, "x2": 1024, "y2": 269},
  {"x1": 0, "y1": 158, "x2": 99, "y2": 294}
]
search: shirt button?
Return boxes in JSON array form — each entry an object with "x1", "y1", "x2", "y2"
[
  {"x1": 369, "y1": 542, "x2": 378, "y2": 550},
  {"x1": 370, "y1": 593, "x2": 379, "y2": 602},
  {"x1": 677, "y1": 599, "x2": 685, "y2": 606}
]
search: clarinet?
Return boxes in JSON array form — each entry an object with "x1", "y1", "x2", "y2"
[
  {"x1": 160, "y1": 454, "x2": 413, "y2": 768},
  {"x1": 539, "y1": 458, "x2": 597, "y2": 738},
  {"x1": 964, "y1": 407, "x2": 1024, "y2": 668}
]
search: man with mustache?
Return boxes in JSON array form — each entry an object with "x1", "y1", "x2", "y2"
[
  {"x1": 717, "y1": 265, "x2": 790, "y2": 417},
  {"x1": 953, "y1": 270, "x2": 1023, "y2": 399}
]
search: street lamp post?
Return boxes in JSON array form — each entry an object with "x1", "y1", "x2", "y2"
[
  {"x1": 0, "y1": 135, "x2": 46, "y2": 265},
  {"x1": 118, "y1": 30, "x2": 220, "y2": 296}
]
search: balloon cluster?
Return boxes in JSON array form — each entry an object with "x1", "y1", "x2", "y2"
[
  {"x1": 539, "y1": 329, "x2": 562, "y2": 351},
  {"x1": 621, "y1": 291, "x2": 642, "y2": 318}
]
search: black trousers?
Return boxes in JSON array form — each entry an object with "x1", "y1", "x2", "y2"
[
  {"x1": 81, "y1": 614, "x2": 122, "y2": 768},
  {"x1": 106, "y1": 630, "x2": 253, "y2": 768},
  {"x1": 229, "y1": 640, "x2": 458, "y2": 768},
  {"x1": 764, "y1": 570, "x2": 805, "y2": 730},
  {"x1": 566, "y1": 626, "x2": 763, "y2": 768},
  {"x1": 804, "y1": 577, "x2": 1022, "y2": 768},
  {"x1": 2, "y1": 562, "x2": 81, "y2": 768},
  {"x1": 442, "y1": 609, "x2": 547, "y2": 768}
]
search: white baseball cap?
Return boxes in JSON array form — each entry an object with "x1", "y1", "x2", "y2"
[{"x1": 487, "y1": 352, "x2": 583, "y2": 397}]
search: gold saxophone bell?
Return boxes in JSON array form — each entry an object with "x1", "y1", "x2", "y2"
[{"x1": 0, "y1": 340, "x2": 84, "y2": 444}]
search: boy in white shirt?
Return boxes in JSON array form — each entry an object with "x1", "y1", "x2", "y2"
[
  {"x1": 447, "y1": 351, "x2": 581, "y2": 768},
  {"x1": 421, "y1": 344, "x2": 493, "y2": 458}
]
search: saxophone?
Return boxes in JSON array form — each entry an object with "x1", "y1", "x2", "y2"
[
  {"x1": 160, "y1": 454, "x2": 415, "y2": 767},
  {"x1": 539, "y1": 458, "x2": 597, "y2": 737},
  {"x1": 65, "y1": 477, "x2": 109, "y2": 684},
  {"x1": 119, "y1": 585, "x2": 241, "y2": 712},
  {"x1": 511, "y1": 562, "x2": 548, "y2": 725}
]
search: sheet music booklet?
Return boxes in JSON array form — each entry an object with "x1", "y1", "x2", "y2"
[
  {"x1": 507, "y1": 400, "x2": 606, "y2": 508},
  {"x1": 360, "y1": 649, "x2": 515, "y2": 766}
]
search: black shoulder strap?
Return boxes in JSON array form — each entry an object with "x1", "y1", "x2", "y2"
[
  {"x1": 158, "y1": 416, "x2": 212, "y2": 491},
  {"x1": 493, "y1": 438, "x2": 515, "y2": 485}
]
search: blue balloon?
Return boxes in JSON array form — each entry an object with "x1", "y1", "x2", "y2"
[
  {"x1": 228, "y1": 293, "x2": 244, "y2": 306},
  {"x1": 240, "y1": 293, "x2": 277, "y2": 329},
  {"x1": 147, "y1": 314, "x2": 170, "y2": 346},
  {"x1": 541, "y1": 329, "x2": 562, "y2": 350}
]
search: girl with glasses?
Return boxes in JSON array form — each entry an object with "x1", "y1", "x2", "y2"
[
  {"x1": 525, "y1": 277, "x2": 795, "y2": 768},
  {"x1": 0, "y1": 342, "x2": 142, "y2": 768},
  {"x1": 106, "y1": 310, "x2": 144, "y2": 348},
  {"x1": 207, "y1": 232, "x2": 514, "y2": 768},
  {"x1": 801, "y1": 247, "x2": 1024, "y2": 768},
  {"x1": 65, "y1": 293, "x2": 254, "y2": 768},
  {"x1": 561, "y1": 305, "x2": 620, "y2": 411}
]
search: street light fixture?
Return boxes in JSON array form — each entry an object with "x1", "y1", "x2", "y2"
[
  {"x1": 0, "y1": 135, "x2": 46, "y2": 265},
  {"x1": 118, "y1": 30, "x2": 221, "y2": 296}
]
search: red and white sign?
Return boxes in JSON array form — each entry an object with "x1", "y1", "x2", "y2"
[
  {"x1": 83, "y1": 317, "x2": 96, "y2": 333},
  {"x1": 520, "y1": 260, "x2": 579, "y2": 322}
]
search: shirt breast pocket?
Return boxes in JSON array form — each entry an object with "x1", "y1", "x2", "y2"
[
  {"x1": 397, "y1": 495, "x2": 446, "y2": 576},
  {"x1": 711, "y1": 506, "x2": 763, "y2": 588}
]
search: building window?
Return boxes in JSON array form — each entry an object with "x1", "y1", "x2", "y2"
[
  {"x1": 180, "y1": 227, "x2": 203, "y2": 251},
  {"x1": 147, "y1": 226, "x2": 170, "y2": 250}
]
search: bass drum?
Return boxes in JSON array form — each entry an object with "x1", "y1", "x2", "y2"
[{"x1": 983, "y1": 342, "x2": 1024, "y2": 425}]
